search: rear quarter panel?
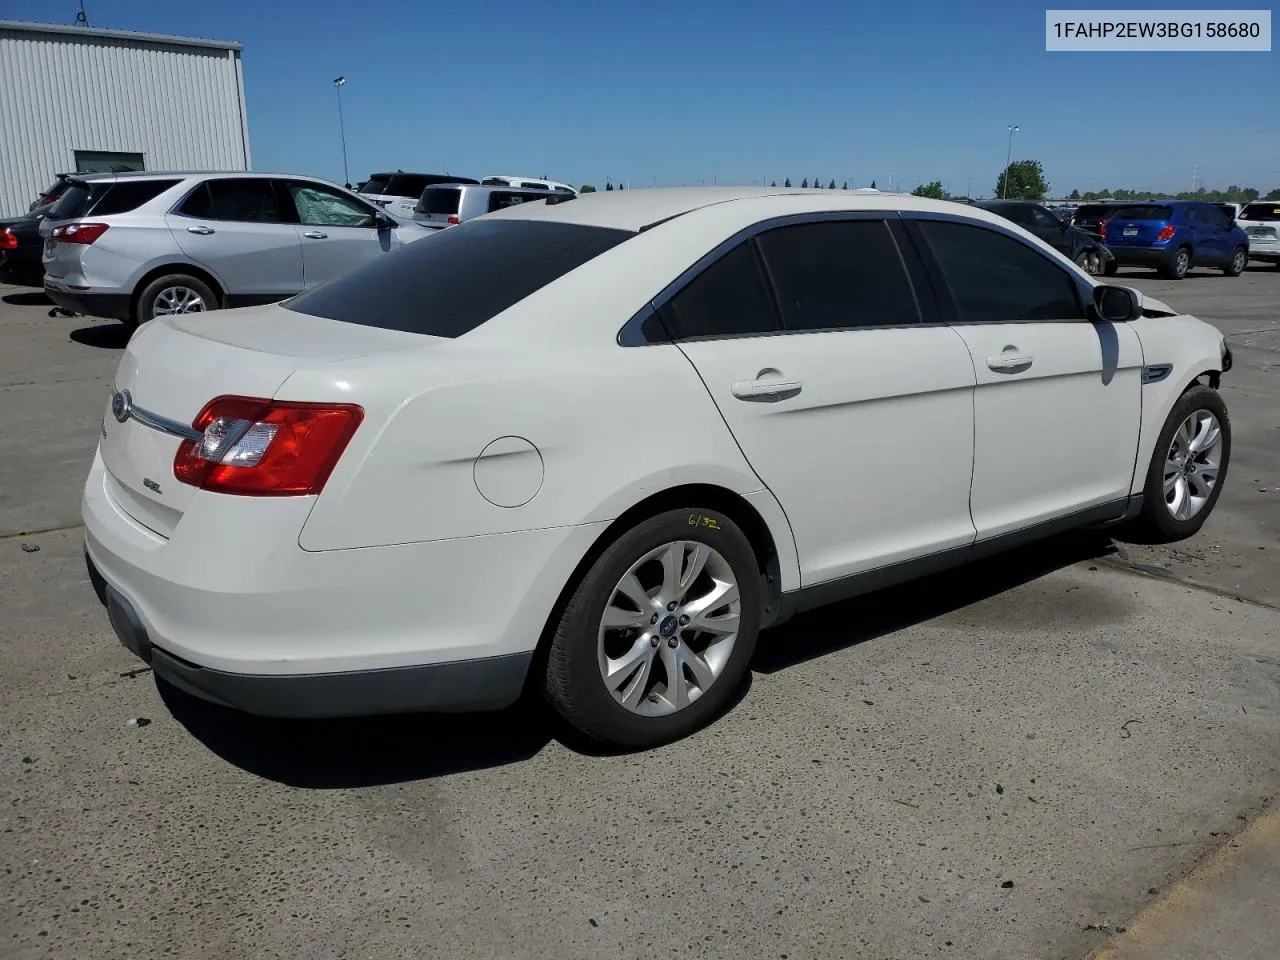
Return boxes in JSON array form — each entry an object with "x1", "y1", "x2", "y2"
[
  {"x1": 286, "y1": 341, "x2": 801, "y2": 588},
  {"x1": 1128, "y1": 314, "x2": 1227, "y2": 494}
]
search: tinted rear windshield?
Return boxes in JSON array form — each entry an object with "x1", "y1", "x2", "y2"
[
  {"x1": 419, "y1": 187, "x2": 462, "y2": 215},
  {"x1": 357, "y1": 176, "x2": 390, "y2": 195},
  {"x1": 1239, "y1": 204, "x2": 1280, "y2": 221},
  {"x1": 49, "y1": 179, "x2": 177, "y2": 219},
  {"x1": 284, "y1": 220, "x2": 635, "y2": 338},
  {"x1": 1112, "y1": 205, "x2": 1173, "y2": 221},
  {"x1": 1073, "y1": 205, "x2": 1114, "y2": 217}
]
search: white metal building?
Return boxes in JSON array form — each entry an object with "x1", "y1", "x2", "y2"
[{"x1": 0, "y1": 20, "x2": 250, "y2": 216}]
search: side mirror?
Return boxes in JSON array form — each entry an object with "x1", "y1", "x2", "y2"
[{"x1": 1093, "y1": 284, "x2": 1141, "y2": 323}]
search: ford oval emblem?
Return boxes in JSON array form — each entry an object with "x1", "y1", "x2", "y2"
[{"x1": 111, "y1": 388, "x2": 132, "y2": 423}]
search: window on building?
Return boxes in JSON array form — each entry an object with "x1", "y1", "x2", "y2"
[{"x1": 73, "y1": 150, "x2": 145, "y2": 174}]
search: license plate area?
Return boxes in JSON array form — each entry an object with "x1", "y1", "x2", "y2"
[{"x1": 1124, "y1": 227, "x2": 1138, "y2": 236}]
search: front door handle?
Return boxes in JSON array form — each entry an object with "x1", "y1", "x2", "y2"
[
  {"x1": 986, "y1": 347, "x2": 1034, "y2": 373},
  {"x1": 731, "y1": 370, "x2": 803, "y2": 403},
  {"x1": 186, "y1": 226, "x2": 215, "y2": 235},
  {"x1": 302, "y1": 231, "x2": 329, "y2": 239}
]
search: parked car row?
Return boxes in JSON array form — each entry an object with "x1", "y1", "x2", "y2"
[
  {"x1": 970, "y1": 200, "x2": 1113, "y2": 275},
  {"x1": 355, "y1": 170, "x2": 574, "y2": 219}
]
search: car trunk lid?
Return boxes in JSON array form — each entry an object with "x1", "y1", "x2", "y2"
[
  {"x1": 99, "y1": 305, "x2": 430, "y2": 537},
  {"x1": 1104, "y1": 205, "x2": 1175, "y2": 246}
]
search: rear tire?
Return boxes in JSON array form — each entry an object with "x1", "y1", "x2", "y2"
[
  {"x1": 1129, "y1": 384, "x2": 1230, "y2": 543},
  {"x1": 1222, "y1": 246, "x2": 1247, "y2": 277},
  {"x1": 135, "y1": 273, "x2": 218, "y2": 325},
  {"x1": 1074, "y1": 248, "x2": 1102, "y2": 276},
  {"x1": 1157, "y1": 247, "x2": 1191, "y2": 280},
  {"x1": 543, "y1": 508, "x2": 762, "y2": 749}
]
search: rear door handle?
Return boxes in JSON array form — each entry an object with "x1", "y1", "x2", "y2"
[
  {"x1": 731, "y1": 375, "x2": 803, "y2": 403},
  {"x1": 986, "y1": 347, "x2": 1033, "y2": 373},
  {"x1": 302, "y1": 231, "x2": 329, "y2": 239},
  {"x1": 186, "y1": 226, "x2": 215, "y2": 235}
]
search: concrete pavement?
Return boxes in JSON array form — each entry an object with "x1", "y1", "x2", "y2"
[{"x1": 2, "y1": 273, "x2": 1279, "y2": 959}]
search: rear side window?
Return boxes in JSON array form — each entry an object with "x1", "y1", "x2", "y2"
[
  {"x1": 1112, "y1": 205, "x2": 1173, "y2": 220},
  {"x1": 179, "y1": 179, "x2": 285, "y2": 222},
  {"x1": 357, "y1": 176, "x2": 390, "y2": 195},
  {"x1": 1240, "y1": 204, "x2": 1280, "y2": 221},
  {"x1": 519, "y1": 182, "x2": 549, "y2": 190},
  {"x1": 421, "y1": 188, "x2": 461, "y2": 215},
  {"x1": 661, "y1": 242, "x2": 779, "y2": 340},
  {"x1": 918, "y1": 220, "x2": 1084, "y2": 324},
  {"x1": 755, "y1": 220, "x2": 919, "y2": 331},
  {"x1": 90, "y1": 179, "x2": 180, "y2": 216},
  {"x1": 285, "y1": 219, "x2": 634, "y2": 338},
  {"x1": 487, "y1": 191, "x2": 543, "y2": 212}
]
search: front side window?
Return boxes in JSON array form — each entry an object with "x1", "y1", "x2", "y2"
[
  {"x1": 1031, "y1": 206, "x2": 1062, "y2": 229},
  {"x1": 661, "y1": 241, "x2": 778, "y2": 340},
  {"x1": 288, "y1": 182, "x2": 376, "y2": 227},
  {"x1": 918, "y1": 219, "x2": 1084, "y2": 324},
  {"x1": 998, "y1": 204, "x2": 1035, "y2": 227},
  {"x1": 180, "y1": 179, "x2": 285, "y2": 223},
  {"x1": 755, "y1": 220, "x2": 920, "y2": 331}
]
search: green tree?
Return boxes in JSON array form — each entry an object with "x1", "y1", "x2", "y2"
[
  {"x1": 771, "y1": 181, "x2": 777, "y2": 187},
  {"x1": 870, "y1": 180, "x2": 877, "y2": 189},
  {"x1": 1265, "y1": 188, "x2": 1280, "y2": 201},
  {"x1": 618, "y1": 182, "x2": 625, "y2": 190},
  {"x1": 842, "y1": 181, "x2": 849, "y2": 190},
  {"x1": 579, "y1": 184, "x2": 596, "y2": 193},
  {"x1": 828, "y1": 179, "x2": 836, "y2": 189},
  {"x1": 801, "y1": 178, "x2": 809, "y2": 188},
  {"x1": 1068, "y1": 188, "x2": 1080, "y2": 200},
  {"x1": 911, "y1": 180, "x2": 948, "y2": 199},
  {"x1": 784, "y1": 177, "x2": 792, "y2": 187},
  {"x1": 995, "y1": 160, "x2": 1049, "y2": 200},
  {"x1": 605, "y1": 181, "x2": 613, "y2": 191}
]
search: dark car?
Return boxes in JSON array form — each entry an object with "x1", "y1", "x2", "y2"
[
  {"x1": 1069, "y1": 202, "x2": 1119, "y2": 239},
  {"x1": 0, "y1": 210, "x2": 48, "y2": 286},
  {"x1": 1102, "y1": 201, "x2": 1250, "y2": 280},
  {"x1": 355, "y1": 171, "x2": 480, "y2": 219},
  {"x1": 30, "y1": 174, "x2": 75, "y2": 212},
  {"x1": 971, "y1": 200, "x2": 1113, "y2": 275}
]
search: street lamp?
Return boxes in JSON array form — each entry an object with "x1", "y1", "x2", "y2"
[
  {"x1": 333, "y1": 76, "x2": 350, "y2": 188},
  {"x1": 1001, "y1": 124, "x2": 1019, "y2": 199}
]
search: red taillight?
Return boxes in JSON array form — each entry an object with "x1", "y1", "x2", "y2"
[
  {"x1": 173, "y1": 396, "x2": 364, "y2": 496},
  {"x1": 1156, "y1": 224, "x2": 1176, "y2": 241},
  {"x1": 51, "y1": 222, "x2": 109, "y2": 244},
  {"x1": 0, "y1": 228, "x2": 16, "y2": 251},
  {"x1": 1098, "y1": 218, "x2": 1109, "y2": 236},
  {"x1": 447, "y1": 215, "x2": 460, "y2": 225}
]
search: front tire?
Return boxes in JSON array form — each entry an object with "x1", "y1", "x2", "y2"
[
  {"x1": 543, "y1": 508, "x2": 762, "y2": 748},
  {"x1": 135, "y1": 273, "x2": 217, "y2": 325},
  {"x1": 1222, "y1": 246, "x2": 1247, "y2": 276},
  {"x1": 1131, "y1": 384, "x2": 1230, "y2": 542},
  {"x1": 1074, "y1": 248, "x2": 1102, "y2": 276},
  {"x1": 1158, "y1": 247, "x2": 1191, "y2": 280}
]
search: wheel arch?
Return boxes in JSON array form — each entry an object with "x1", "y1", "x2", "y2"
[
  {"x1": 130, "y1": 261, "x2": 226, "y2": 321},
  {"x1": 523, "y1": 482, "x2": 796, "y2": 697}
]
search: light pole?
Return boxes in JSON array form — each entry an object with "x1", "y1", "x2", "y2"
[
  {"x1": 1001, "y1": 124, "x2": 1019, "y2": 199},
  {"x1": 333, "y1": 76, "x2": 350, "y2": 187}
]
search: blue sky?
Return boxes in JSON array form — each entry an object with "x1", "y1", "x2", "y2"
[{"x1": 5, "y1": 0, "x2": 1277, "y2": 195}]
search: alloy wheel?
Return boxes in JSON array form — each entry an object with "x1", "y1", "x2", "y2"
[
  {"x1": 597, "y1": 540, "x2": 741, "y2": 717},
  {"x1": 1164, "y1": 410, "x2": 1224, "y2": 521},
  {"x1": 152, "y1": 285, "x2": 207, "y2": 316},
  {"x1": 1232, "y1": 250, "x2": 1246, "y2": 273}
]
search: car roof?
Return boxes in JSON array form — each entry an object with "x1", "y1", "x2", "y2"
[
  {"x1": 67, "y1": 171, "x2": 348, "y2": 185},
  {"x1": 364, "y1": 171, "x2": 468, "y2": 179},
  {"x1": 483, "y1": 186, "x2": 970, "y2": 232}
]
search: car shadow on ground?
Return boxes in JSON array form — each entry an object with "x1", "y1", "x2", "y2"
[
  {"x1": 2, "y1": 290, "x2": 51, "y2": 306},
  {"x1": 69, "y1": 323, "x2": 131, "y2": 349},
  {"x1": 163, "y1": 530, "x2": 1115, "y2": 787}
]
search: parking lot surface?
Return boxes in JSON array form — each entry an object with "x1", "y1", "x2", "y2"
[{"x1": 2, "y1": 270, "x2": 1279, "y2": 960}]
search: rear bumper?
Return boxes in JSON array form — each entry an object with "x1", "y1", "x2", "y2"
[
  {"x1": 86, "y1": 550, "x2": 532, "y2": 717},
  {"x1": 43, "y1": 280, "x2": 131, "y2": 320},
  {"x1": 82, "y1": 450, "x2": 606, "y2": 717},
  {"x1": 1107, "y1": 245, "x2": 1176, "y2": 267},
  {"x1": 1245, "y1": 238, "x2": 1280, "y2": 261}
]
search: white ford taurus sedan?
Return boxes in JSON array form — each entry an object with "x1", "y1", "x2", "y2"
[{"x1": 84, "y1": 188, "x2": 1233, "y2": 747}]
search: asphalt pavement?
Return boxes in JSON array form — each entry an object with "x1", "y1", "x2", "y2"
[{"x1": 2, "y1": 270, "x2": 1278, "y2": 960}]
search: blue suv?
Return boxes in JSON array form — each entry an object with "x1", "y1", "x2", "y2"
[{"x1": 1102, "y1": 201, "x2": 1249, "y2": 280}]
